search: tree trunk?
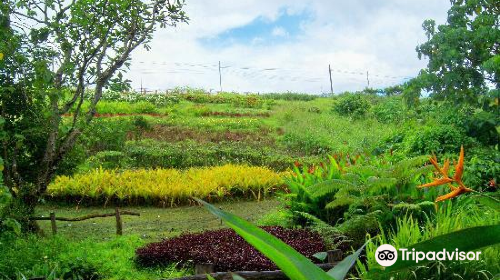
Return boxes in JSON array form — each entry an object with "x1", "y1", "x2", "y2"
[{"x1": 4, "y1": 192, "x2": 41, "y2": 233}]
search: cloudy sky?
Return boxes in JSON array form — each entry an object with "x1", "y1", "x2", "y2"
[{"x1": 126, "y1": 0, "x2": 451, "y2": 94}]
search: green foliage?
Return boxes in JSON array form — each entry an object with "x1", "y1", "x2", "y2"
[
  {"x1": 0, "y1": 234, "x2": 187, "y2": 280},
  {"x1": 197, "y1": 199, "x2": 337, "y2": 280},
  {"x1": 276, "y1": 101, "x2": 396, "y2": 155},
  {"x1": 416, "y1": 0, "x2": 500, "y2": 105},
  {"x1": 359, "y1": 202, "x2": 500, "y2": 280},
  {"x1": 333, "y1": 94, "x2": 371, "y2": 118},
  {"x1": 392, "y1": 201, "x2": 435, "y2": 223},
  {"x1": 85, "y1": 90, "x2": 180, "y2": 106},
  {"x1": 82, "y1": 139, "x2": 321, "y2": 172},
  {"x1": 371, "y1": 96, "x2": 406, "y2": 124},
  {"x1": 335, "y1": 211, "x2": 381, "y2": 248},
  {"x1": 200, "y1": 200, "x2": 500, "y2": 280},
  {"x1": 179, "y1": 93, "x2": 265, "y2": 108},
  {"x1": 463, "y1": 148, "x2": 500, "y2": 190},
  {"x1": 403, "y1": 124, "x2": 471, "y2": 155},
  {"x1": 262, "y1": 92, "x2": 317, "y2": 101},
  {"x1": 284, "y1": 154, "x2": 434, "y2": 247},
  {"x1": 464, "y1": 111, "x2": 499, "y2": 146}
]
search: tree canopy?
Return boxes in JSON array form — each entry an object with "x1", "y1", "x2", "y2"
[
  {"x1": 416, "y1": 0, "x2": 499, "y2": 105},
  {"x1": 0, "y1": 0, "x2": 188, "y2": 230}
]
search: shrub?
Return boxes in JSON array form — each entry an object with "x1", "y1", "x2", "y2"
[
  {"x1": 48, "y1": 164, "x2": 285, "y2": 205},
  {"x1": 465, "y1": 111, "x2": 499, "y2": 146},
  {"x1": 135, "y1": 226, "x2": 325, "y2": 271},
  {"x1": 371, "y1": 97, "x2": 406, "y2": 123},
  {"x1": 403, "y1": 124, "x2": 471, "y2": 155},
  {"x1": 336, "y1": 211, "x2": 382, "y2": 248},
  {"x1": 463, "y1": 148, "x2": 500, "y2": 189},
  {"x1": 333, "y1": 94, "x2": 371, "y2": 118},
  {"x1": 79, "y1": 117, "x2": 134, "y2": 153}
]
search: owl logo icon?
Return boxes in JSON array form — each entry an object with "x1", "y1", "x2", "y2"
[{"x1": 375, "y1": 244, "x2": 398, "y2": 266}]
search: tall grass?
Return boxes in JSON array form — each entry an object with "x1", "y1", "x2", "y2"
[{"x1": 357, "y1": 200, "x2": 500, "y2": 279}]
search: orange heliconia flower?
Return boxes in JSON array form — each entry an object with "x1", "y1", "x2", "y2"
[{"x1": 418, "y1": 146, "x2": 473, "y2": 202}]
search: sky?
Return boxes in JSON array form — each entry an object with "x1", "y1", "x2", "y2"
[{"x1": 126, "y1": 0, "x2": 451, "y2": 94}]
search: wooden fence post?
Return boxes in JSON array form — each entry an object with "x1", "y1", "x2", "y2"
[
  {"x1": 115, "y1": 208, "x2": 122, "y2": 235},
  {"x1": 50, "y1": 212, "x2": 57, "y2": 235},
  {"x1": 327, "y1": 249, "x2": 343, "y2": 263},
  {"x1": 195, "y1": 263, "x2": 214, "y2": 274}
]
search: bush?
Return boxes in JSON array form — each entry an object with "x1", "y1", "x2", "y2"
[
  {"x1": 371, "y1": 97, "x2": 406, "y2": 123},
  {"x1": 333, "y1": 94, "x2": 371, "y2": 118},
  {"x1": 403, "y1": 124, "x2": 471, "y2": 155},
  {"x1": 336, "y1": 211, "x2": 382, "y2": 248},
  {"x1": 48, "y1": 164, "x2": 285, "y2": 205},
  {"x1": 465, "y1": 111, "x2": 499, "y2": 146},
  {"x1": 135, "y1": 226, "x2": 325, "y2": 271},
  {"x1": 79, "y1": 118, "x2": 134, "y2": 153},
  {"x1": 463, "y1": 148, "x2": 500, "y2": 189}
]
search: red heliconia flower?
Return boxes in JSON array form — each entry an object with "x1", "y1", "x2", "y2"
[
  {"x1": 488, "y1": 179, "x2": 496, "y2": 188},
  {"x1": 418, "y1": 146, "x2": 472, "y2": 203},
  {"x1": 308, "y1": 165, "x2": 315, "y2": 174},
  {"x1": 294, "y1": 161, "x2": 301, "y2": 168}
]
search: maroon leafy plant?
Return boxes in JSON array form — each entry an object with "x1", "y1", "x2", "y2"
[{"x1": 135, "y1": 226, "x2": 325, "y2": 271}]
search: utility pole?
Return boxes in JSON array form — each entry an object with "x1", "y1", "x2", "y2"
[
  {"x1": 218, "y1": 61, "x2": 222, "y2": 92},
  {"x1": 366, "y1": 71, "x2": 370, "y2": 88},
  {"x1": 328, "y1": 64, "x2": 333, "y2": 95}
]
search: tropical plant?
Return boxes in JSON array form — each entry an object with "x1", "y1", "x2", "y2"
[
  {"x1": 285, "y1": 155, "x2": 433, "y2": 224},
  {"x1": 136, "y1": 226, "x2": 325, "y2": 271},
  {"x1": 357, "y1": 201, "x2": 500, "y2": 280},
  {"x1": 417, "y1": 146, "x2": 500, "y2": 205},
  {"x1": 198, "y1": 199, "x2": 500, "y2": 280},
  {"x1": 48, "y1": 165, "x2": 285, "y2": 205}
]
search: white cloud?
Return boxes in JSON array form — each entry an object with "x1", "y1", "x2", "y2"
[
  {"x1": 272, "y1": 27, "x2": 289, "y2": 37},
  {"x1": 125, "y1": 0, "x2": 451, "y2": 94}
]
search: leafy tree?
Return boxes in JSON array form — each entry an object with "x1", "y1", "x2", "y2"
[
  {"x1": 416, "y1": 0, "x2": 499, "y2": 105},
  {"x1": 0, "y1": 0, "x2": 187, "y2": 231}
]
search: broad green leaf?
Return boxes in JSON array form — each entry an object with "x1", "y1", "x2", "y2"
[
  {"x1": 328, "y1": 243, "x2": 367, "y2": 280},
  {"x1": 473, "y1": 195, "x2": 500, "y2": 211},
  {"x1": 313, "y1": 252, "x2": 327, "y2": 261},
  {"x1": 231, "y1": 273, "x2": 246, "y2": 280},
  {"x1": 384, "y1": 225, "x2": 500, "y2": 273},
  {"x1": 207, "y1": 275, "x2": 216, "y2": 280},
  {"x1": 196, "y1": 199, "x2": 335, "y2": 280}
]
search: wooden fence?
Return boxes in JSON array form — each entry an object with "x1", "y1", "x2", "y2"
[{"x1": 30, "y1": 208, "x2": 140, "y2": 235}]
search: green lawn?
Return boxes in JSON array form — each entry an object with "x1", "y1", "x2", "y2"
[{"x1": 36, "y1": 199, "x2": 281, "y2": 242}]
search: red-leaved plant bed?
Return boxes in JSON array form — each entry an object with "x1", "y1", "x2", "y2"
[{"x1": 135, "y1": 226, "x2": 325, "y2": 271}]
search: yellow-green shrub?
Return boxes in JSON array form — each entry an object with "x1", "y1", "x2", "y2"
[{"x1": 48, "y1": 165, "x2": 285, "y2": 205}]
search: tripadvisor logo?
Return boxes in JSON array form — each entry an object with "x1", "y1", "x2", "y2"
[{"x1": 375, "y1": 244, "x2": 482, "y2": 267}]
